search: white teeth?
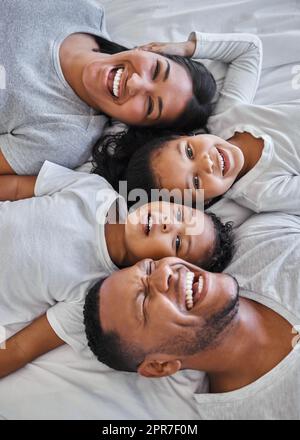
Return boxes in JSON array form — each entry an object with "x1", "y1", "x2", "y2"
[
  {"x1": 112, "y1": 68, "x2": 124, "y2": 97},
  {"x1": 148, "y1": 215, "x2": 153, "y2": 232},
  {"x1": 198, "y1": 275, "x2": 204, "y2": 293},
  {"x1": 218, "y1": 151, "x2": 225, "y2": 174},
  {"x1": 185, "y1": 272, "x2": 194, "y2": 310},
  {"x1": 185, "y1": 273, "x2": 204, "y2": 310}
]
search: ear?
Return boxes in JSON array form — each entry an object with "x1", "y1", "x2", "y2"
[{"x1": 138, "y1": 358, "x2": 182, "y2": 378}]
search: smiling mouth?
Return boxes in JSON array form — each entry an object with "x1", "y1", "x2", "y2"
[
  {"x1": 144, "y1": 213, "x2": 153, "y2": 236},
  {"x1": 184, "y1": 271, "x2": 206, "y2": 310},
  {"x1": 216, "y1": 148, "x2": 230, "y2": 176},
  {"x1": 107, "y1": 67, "x2": 125, "y2": 98}
]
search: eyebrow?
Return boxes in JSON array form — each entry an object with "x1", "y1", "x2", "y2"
[
  {"x1": 152, "y1": 61, "x2": 170, "y2": 121},
  {"x1": 186, "y1": 235, "x2": 191, "y2": 258},
  {"x1": 163, "y1": 60, "x2": 170, "y2": 81}
]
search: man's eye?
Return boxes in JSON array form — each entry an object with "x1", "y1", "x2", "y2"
[
  {"x1": 147, "y1": 97, "x2": 154, "y2": 115},
  {"x1": 175, "y1": 235, "x2": 181, "y2": 253},
  {"x1": 193, "y1": 175, "x2": 200, "y2": 189},
  {"x1": 186, "y1": 144, "x2": 194, "y2": 159},
  {"x1": 152, "y1": 60, "x2": 160, "y2": 80}
]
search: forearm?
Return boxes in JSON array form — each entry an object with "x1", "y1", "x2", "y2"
[
  {"x1": 189, "y1": 32, "x2": 262, "y2": 111},
  {"x1": 0, "y1": 336, "x2": 29, "y2": 379},
  {"x1": 0, "y1": 315, "x2": 64, "y2": 379},
  {"x1": 0, "y1": 175, "x2": 37, "y2": 201}
]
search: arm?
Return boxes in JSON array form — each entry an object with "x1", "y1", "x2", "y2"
[
  {"x1": 0, "y1": 314, "x2": 64, "y2": 379},
  {"x1": 0, "y1": 175, "x2": 37, "y2": 201},
  {"x1": 188, "y1": 32, "x2": 262, "y2": 114},
  {"x1": 0, "y1": 149, "x2": 16, "y2": 175},
  {"x1": 140, "y1": 32, "x2": 262, "y2": 114}
]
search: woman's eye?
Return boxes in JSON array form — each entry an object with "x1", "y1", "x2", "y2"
[
  {"x1": 152, "y1": 60, "x2": 160, "y2": 80},
  {"x1": 147, "y1": 97, "x2": 154, "y2": 115},
  {"x1": 193, "y1": 175, "x2": 200, "y2": 189},
  {"x1": 175, "y1": 235, "x2": 181, "y2": 253},
  {"x1": 186, "y1": 144, "x2": 194, "y2": 159}
]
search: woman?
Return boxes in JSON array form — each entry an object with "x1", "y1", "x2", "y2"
[{"x1": 0, "y1": 0, "x2": 215, "y2": 178}]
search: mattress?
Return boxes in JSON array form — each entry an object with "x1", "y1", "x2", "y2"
[{"x1": 0, "y1": 0, "x2": 300, "y2": 420}]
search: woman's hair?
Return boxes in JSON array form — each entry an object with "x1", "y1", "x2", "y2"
[
  {"x1": 94, "y1": 36, "x2": 216, "y2": 130},
  {"x1": 93, "y1": 127, "x2": 176, "y2": 198}
]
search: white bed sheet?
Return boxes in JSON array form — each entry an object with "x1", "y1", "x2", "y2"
[{"x1": 1, "y1": 0, "x2": 300, "y2": 420}]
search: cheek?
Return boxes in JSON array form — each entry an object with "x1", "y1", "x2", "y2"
[{"x1": 120, "y1": 98, "x2": 145, "y2": 124}]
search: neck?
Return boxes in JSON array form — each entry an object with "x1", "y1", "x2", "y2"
[
  {"x1": 228, "y1": 132, "x2": 264, "y2": 180},
  {"x1": 59, "y1": 33, "x2": 108, "y2": 109},
  {"x1": 184, "y1": 298, "x2": 293, "y2": 393}
]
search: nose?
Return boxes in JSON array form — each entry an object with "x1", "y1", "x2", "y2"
[
  {"x1": 127, "y1": 72, "x2": 152, "y2": 97},
  {"x1": 161, "y1": 214, "x2": 184, "y2": 236},
  {"x1": 199, "y1": 152, "x2": 214, "y2": 174},
  {"x1": 148, "y1": 259, "x2": 174, "y2": 293}
]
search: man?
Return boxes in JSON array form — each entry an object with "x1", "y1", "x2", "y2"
[{"x1": 84, "y1": 212, "x2": 300, "y2": 419}]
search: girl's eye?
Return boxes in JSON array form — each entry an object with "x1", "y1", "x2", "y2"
[
  {"x1": 175, "y1": 235, "x2": 181, "y2": 253},
  {"x1": 147, "y1": 97, "x2": 154, "y2": 115},
  {"x1": 152, "y1": 60, "x2": 160, "y2": 80},
  {"x1": 186, "y1": 144, "x2": 194, "y2": 159},
  {"x1": 193, "y1": 175, "x2": 200, "y2": 189}
]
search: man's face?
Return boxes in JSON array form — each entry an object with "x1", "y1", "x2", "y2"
[{"x1": 99, "y1": 257, "x2": 239, "y2": 364}]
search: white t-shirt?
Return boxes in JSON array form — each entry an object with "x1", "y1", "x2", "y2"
[
  {"x1": 0, "y1": 161, "x2": 127, "y2": 353},
  {"x1": 209, "y1": 97, "x2": 300, "y2": 215},
  {"x1": 194, "y1": 212, "x2": 300, "y2": 419}
]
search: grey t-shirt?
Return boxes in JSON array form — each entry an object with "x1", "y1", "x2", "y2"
[
  {"x1": 195, "y1": 212, "x2": 300, "y2": 419},
  {"x1": 0, "y1": 0, "x2": 109, "y2": 174}
]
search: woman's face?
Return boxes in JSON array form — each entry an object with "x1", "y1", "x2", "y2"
[
  {"x1": 151, "y1": 134, "x2": 245, "y2": 202},
  {"x1": 82, "y1": 49, "x2": 193, "y2": 126}
]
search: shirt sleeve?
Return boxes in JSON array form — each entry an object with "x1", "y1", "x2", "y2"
[
  {"x1": 189, "y1": 32, "x2": 262, "y2": 115},
  {"x1": 231, "y1": 175, "x2": 300, "y2": 216},
  {"x1": 0, "y1": 122, "x2": 94, "y2": 175},
  {"x1": 46, "y1": 301, "x2": 88, "y2": 354},
  {"x1": 34, "y1": 160, "x2": 106, "y2": 197}
]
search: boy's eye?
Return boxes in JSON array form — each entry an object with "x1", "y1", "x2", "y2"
[
  {"x1": 147, "y1": 97, "x2": 154, "y2": 115},
  {"x1": 152, "y1": 60, "x2": 160, "y2": 80},
  {"x1": 193, "y1": 175, "x2": 200, "y2": 189},
  {"x1": 186, "y1": 144, "x2": 194, "y2": 159},
  {"x1": 175, "y1": 235, "x2": 181, "y2": 253},
  {"x1": 176, "y1": 207, "x2": 182, "y2": 222}
]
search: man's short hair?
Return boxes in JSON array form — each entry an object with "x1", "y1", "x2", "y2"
[{"x1": 83, "y1": 279, "x2": 145, "y2": 372}]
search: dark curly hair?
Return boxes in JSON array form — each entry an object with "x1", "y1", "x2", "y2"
[
  {"x1": 206, "y1": 213, "x2": 234, "y2": 272},
  {"x1": 94, "y1": 36, "x2": 216, "y2": 131}
]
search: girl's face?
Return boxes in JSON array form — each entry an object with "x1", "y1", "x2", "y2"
[
  {"x1": 151, "y1": 134, "x2": 244, "y2": 202},
  {"x1": 82, "y1": 49, "x2": 193, "y2": 126},
  {"x1": 124, "y1": 201, "x2": 216, "y2": 266}
]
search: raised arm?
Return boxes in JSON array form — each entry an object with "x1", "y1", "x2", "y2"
[
  {"x1": 0, "y1": 314, "x2": 64, "y2": 379},
  {"x1": 189, "y1": 32, "x2": 263, "y2": 114},
  {"x1": 140, "y1": 32, "x2": 262, "y2": 115}
]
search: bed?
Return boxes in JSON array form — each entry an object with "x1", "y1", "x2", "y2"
[{"x1": 1, "y1": 0, "x2": 300, "y2": 420}]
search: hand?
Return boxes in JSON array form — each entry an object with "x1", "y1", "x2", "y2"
[{"x1": 138, "y1": 39, "x2": 196, "y2": 58}]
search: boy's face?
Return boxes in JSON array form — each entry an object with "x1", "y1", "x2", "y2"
[
  {"x1": 151, "y1": 134, "x2": 244, "y2": 202},
  {"x1": 124, "y1": 201, "x2": 215, "y2": 266}
]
